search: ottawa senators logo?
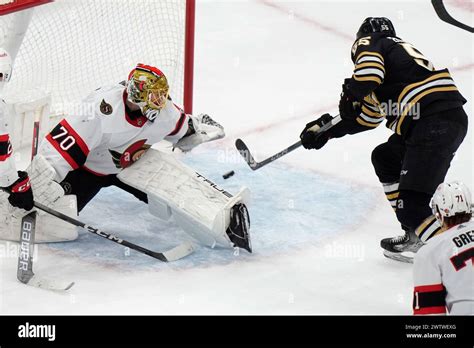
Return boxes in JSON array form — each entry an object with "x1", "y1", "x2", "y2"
[
  {"x1": 109, "y1": 140, "x2": 151, "y2": 169},
  {"x1": 100, "y1": 99, "x2": 113, "y2": 115}
]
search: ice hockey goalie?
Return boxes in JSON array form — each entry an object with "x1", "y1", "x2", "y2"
[{"x1": 0, "y1": 63, "x2": 252, "y2": 253}]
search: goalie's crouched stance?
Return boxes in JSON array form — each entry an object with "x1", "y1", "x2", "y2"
[{"x1": 0, "y1": 64, "x2": 252, "y2": 253}]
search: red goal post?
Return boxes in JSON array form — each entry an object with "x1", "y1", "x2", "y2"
[{"x1": 0, "y1": 0, "x2": 52, "y2": 15}]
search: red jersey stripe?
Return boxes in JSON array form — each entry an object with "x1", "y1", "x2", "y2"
[
  {"x1": 414, "y1": 284, "x2": 445, "y2": 293},
  {"x1": 413, "y1": 306, "x2": 447, "y2": 315},
  {"x1": 0, "y1": 153, "x2": 11, "y2": 161}
]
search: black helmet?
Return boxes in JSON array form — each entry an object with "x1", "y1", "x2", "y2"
[{"x1": 356, "y1": 17, "x2": 396, "y2": 39}]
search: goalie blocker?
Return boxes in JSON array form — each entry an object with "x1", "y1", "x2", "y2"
[{"x1": 118, "y1": 149, "x2": 252, "y2": 252}]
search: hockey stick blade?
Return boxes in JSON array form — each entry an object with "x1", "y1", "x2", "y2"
[
  {"x1": 236, "y1": 138, "x2": 302, "y2": 171},
  {"x1": 236, "y1": 115, "x2": 342, "y2": 171},
  {"x1": 159, "y1": 241, "x2": 195, "y2": 262},
  {"x1": 25, "y1": 275, "x2": 75, "y2": 291},
  {"x1": 235, "y1": 138, "x2": 259, "y2": 169},
  {"x1": 432, "y1": 0, "x2": 474, "y2": 33},
  {"x1": 17, "y1": 212, "x2": 75, "y2": 291},
  {"x1": 383, "y1": 250, "x2": 414, "y2": 264}
]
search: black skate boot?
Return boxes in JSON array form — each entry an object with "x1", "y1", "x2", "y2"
[
  {"x1": 226, "y1": 203, "x2": 252, "y2": 253},
  {"x1": 381, "y1": 229, "x2": 424, "y2": 263}
]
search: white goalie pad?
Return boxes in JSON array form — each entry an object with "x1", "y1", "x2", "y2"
[
  {"x1": 0, "y1": 193, "x2": 79, "y2": 243},
  {"x1": 117, "y1": 149, "x2": 251, "y2": 249}
]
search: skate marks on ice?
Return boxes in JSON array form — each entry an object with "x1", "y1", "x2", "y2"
[{"x1": 46, "y1": 151, "x2": 377, "y2": 270}]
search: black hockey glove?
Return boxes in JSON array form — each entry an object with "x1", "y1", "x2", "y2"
[
  {"x1": 339, "y1": 79, "x2": 361, "y2": 121},
  {"x1": 299, "y1": 113, "x2": 334, "y2": 150},
  {"x1": 4, "y1": 171, "x2": 34, "y2": 211}
]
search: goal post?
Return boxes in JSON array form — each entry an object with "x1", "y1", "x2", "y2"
[{"x1": 0, "y1": 0, "x2": 52, "y2": 16}]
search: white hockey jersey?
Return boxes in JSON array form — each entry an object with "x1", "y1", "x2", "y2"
[
  {"x1": 39, "y1": 84, "x2": 189, "y2": 181},
  {"x1": 0, "y1": 99, "x2": 19, "y2": 187},
  {"x1": 413, "y1": 220, "x2": 474, "y2": 315}
]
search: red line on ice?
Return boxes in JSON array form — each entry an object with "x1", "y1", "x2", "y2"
[
  {"x1": 452, "y1": 62, "x2": 474, "y2": 72},
  {"x1": 258, "y1": 0, "x2": 354, "y2": 42}
]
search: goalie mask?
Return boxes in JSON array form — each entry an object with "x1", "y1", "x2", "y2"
[
  {"x1": 127, "y1": 63, "x2": 169, "y2": 110},
  {"x1": 0, "y1": 48, "x2": 12, "y2": 91}
]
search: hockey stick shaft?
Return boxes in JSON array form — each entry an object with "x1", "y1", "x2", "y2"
[
  {"x1": 31, "y1": 107, "x2": 42, "y2": 160},
  {"x1": 236, "y1": 114, "x2": 341, "y2": 170},
  {"x1": 431, "y1": 0, "x2": 474, "y2": 33},
  {"x1": 33, "y1": 201, "x2": 193, "y2": 262}
]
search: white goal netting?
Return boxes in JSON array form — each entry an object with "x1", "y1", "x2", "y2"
[{"x1": 1, "y1": 0, "x2": 189, "y2": 116}]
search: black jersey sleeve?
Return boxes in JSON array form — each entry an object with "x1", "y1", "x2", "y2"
[
  {"x1": 330, "y1": 93, "x2": 386, "y2": 138},
  {"x1": 347, "y1": 34, "x2": 386, "y2": 100}
]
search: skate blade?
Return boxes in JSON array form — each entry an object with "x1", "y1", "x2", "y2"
[{"x1": 383, "y1": 250, "x2": 414, "y2": 264}]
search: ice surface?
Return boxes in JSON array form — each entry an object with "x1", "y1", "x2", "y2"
[{"x1": 0, "y1": 0, "x2": 472, "y2": 315}]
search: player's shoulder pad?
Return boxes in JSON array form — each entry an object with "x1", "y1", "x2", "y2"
[
  {"x1": 84, "y1": 84, "x2": 126, "y2": 118},
  {"x1": 351, "y1": 33, "x2": 390, "y2": 62}
]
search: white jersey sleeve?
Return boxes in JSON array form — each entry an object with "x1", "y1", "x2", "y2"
[
  {"x1": 39, "y1": 107, "x2": 103, "y2": 182},
  {"x1": 413, "y1": 244, "x2": 446, "y2": 315},
  {"x1": 0, "y1": 100, "x2": 19, "y2": 187},
  {"x1": 413, "y1": 221, "x2": 474, "y2": 315},
  {"x1": 163, "y1": 100, "x2": 189, "y2": 144}
]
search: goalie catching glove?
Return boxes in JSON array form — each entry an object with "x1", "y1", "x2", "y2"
[{"x1": 174, "y1": 114, "x2": 225, "y2": 152}]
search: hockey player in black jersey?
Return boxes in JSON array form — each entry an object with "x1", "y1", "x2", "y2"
[{"x1": 300, "y1": 17, "x2": 468, "y2": 260}]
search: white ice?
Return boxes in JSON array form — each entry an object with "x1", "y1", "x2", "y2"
[{"x1": 0, "y1": 0, "x2": 472, "y2": 314}]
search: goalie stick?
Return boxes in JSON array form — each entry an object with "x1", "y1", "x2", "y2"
[
  {"x1": 30, "y1": 105, "x2": 43, "y2": 160},
  {"x1": 236, "y1": 114, "x2": 341, "y2": 170},
  {"x1": 33, "y1": 201, "x2": 195, "y2": 262},
  {"x1": 431, "y1": 0, "x2": 474, "y2": 33},
  {"x1": 17, "y1": 211, "x2": 75, "y2": 291}
]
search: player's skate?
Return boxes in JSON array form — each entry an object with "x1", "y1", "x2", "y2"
[
  {"x1": 226, "y1": 203, "x2": 252, "y2": 253},
  {"x1": 381, "y1": 229, "x2": 424, "y2": 263}
]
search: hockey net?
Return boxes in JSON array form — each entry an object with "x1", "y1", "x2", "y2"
[{"x1": 0, "y1": 0, "x2": 195, "y2": 151}]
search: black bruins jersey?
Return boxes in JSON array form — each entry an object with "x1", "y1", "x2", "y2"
[{"x1": 345, "y1": 33, "x2": 466, "y2": 137}]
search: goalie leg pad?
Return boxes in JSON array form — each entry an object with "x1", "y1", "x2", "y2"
[
  {"x1": 117, "y1": 149, "x2": 251, "y2": 250},
  {"x1": 0, "y1": 194, "x2": 79, "y2": 243}
]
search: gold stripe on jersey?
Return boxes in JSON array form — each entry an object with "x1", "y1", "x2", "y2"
[
  {"x1": 361, "y1": 105, "x2": 383, "y2": 118},
  {"x1": 395, "y1": 86, "x2": 459, "y2": 135},
  {"x1": 415, "y1": 214, "x2": 443, "y2": 243},
  {"x1": 386, "y1": 192, "x2": 399, "y2": 200},
  {"x1": 383, "y1": 182, "x2": 399, "y2": 211},
  {"x1": 397, "y1": 72, "x2": 452, "y2": 105},
  {"x1": 355, "y1": 51, "x2": 384, "y2": 64},
  {"x1": 353, "y1": 74, "x2": 382, "y2": 85},
  {"x1": 356, "y1": 117, "x2": 380, "y2": 128},
  {"x1": 356, "y1": 93, "x2": 386, "y2": 128},
  {"x1": 354, "y1": 62, "x2": 385, "y2": 73}
]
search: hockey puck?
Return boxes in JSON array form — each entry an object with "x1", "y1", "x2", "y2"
[{"x1": 223, "y1": 170, "x2": 235, "y2": 180}]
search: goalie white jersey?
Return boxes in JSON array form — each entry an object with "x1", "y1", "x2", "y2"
[
  {"x1": 413, "y1": 221, "x2": 474, "y2": 315},
  {"x1": 39, "y1": 84, "x2": 189, "y2": 181},
  {"x1": 0, "y1": 99, "x2": 18, "y2": 187}
]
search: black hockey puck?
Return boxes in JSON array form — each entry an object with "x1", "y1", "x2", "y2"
[{"x1": 223, "y1": 170, "x2": 235, "y2": 180}]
